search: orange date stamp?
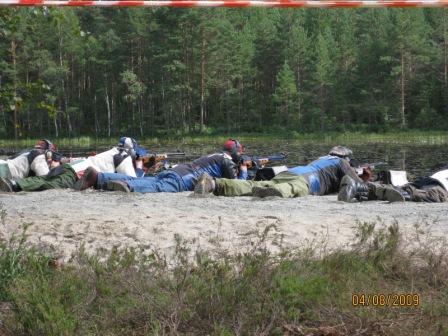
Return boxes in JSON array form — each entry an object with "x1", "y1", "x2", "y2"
[{"x1": 352, "y1": 294, "x2": 419, "y2": 307}]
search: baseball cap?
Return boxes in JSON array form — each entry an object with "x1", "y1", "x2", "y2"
[{"x1": 117, "y1": 137, "x2": 136, "y2": 150}]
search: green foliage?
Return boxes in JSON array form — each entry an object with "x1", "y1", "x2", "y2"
[
  {"x1": 0, "y1": 8, "x2": 448, "y2": 138},
  {"x1": 12, "y1": 276, "x2": 79, "y2": 336},
  {"x1": 0, "y1": 222, "x2": 38, "y2": 301},
  {"x1": 1, "y1": 206, "x2": 448, "y2": 335}
]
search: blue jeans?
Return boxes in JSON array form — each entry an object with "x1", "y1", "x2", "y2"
[{"x1": 97, "y1": 170, "x2": 187, "y2": 193}]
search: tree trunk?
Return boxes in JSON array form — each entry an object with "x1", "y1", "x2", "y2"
[
  {"x1": 200, "y1": 27, "x2": 206, "y2": 134},
  {"x1": 400, "y1": 52, "x2": 406, "y2": 129},
  {"x1": 59, "y1": 37, "x2": 72, "y2": 137},
  {"x1": 319, "y1": 83, "x2": 325, "y2": 132},
  {"x1": 296, "y1": 65, "x2": 302, "y2": 122},
  {"x1": 11, "y1": 39, "x2": 18, "y2": 140},
  {"x1": 94, "y1": 93, "x2": 99, "y2": 137},
  {"x1": 54, "y1": 114, "x2": 59, "y2": 138},
  {"x1": 105, "y1": 78, "x2": 111, "y2": 137}
]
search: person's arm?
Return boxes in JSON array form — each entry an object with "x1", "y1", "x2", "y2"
[
  {"x1": 133, "y1": 159, "x2": 146, "y2": 177},
  {"x1": 220, "y1": 157, "x2": 249, "y2": 179},
  {"x1": 341, "y1": 159, "x2": 364, "y2": 182},
  {"x1": 237, "y1": 162, "x2": 249, "y2": 180}
]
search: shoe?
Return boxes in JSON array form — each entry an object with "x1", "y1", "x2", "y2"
[
  {"x1": 375, "y1": 186, "x2": 405, "y2": 202},
  {"x1": 74, "y1": 167, "x2": 98, "y2": 191},
  {"x1": 193, "y1": 172, "x2": 214, "y2": 195},
  {"x1": 0, "y1": 177, "x2": 15, "y2": 192},
  {"x1": 338, "y1": 175, "x2": 369, "y2": 202},
  {"x1": 107, "y1": 180, "x2": 131, "y2": 193},
  {"x1": 252, "y1": 186, "x2": 283, "y2": 198}
]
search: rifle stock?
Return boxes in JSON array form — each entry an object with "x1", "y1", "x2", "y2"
[
  {"x1": 242, "y1": 154, "x2": 286, "y2": 170},
  {"x1": 142, "y1": 153, "x2": 186, "y2": 167},
  {"x1": 354, "y1": 161, "x2": 388, "y2": 176}
]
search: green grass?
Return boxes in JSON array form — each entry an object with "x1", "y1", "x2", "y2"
[{"x1": 1, "y1": 207, "x2": 448, "y2": 335}]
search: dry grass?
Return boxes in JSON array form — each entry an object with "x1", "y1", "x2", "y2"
[{"x1": 1, "y1": 215, "x2": 448, "y2": 335}]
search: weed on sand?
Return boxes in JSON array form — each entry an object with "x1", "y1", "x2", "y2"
[{"x1": 0, "y1": 213, "x2": 447, "y2": 335}]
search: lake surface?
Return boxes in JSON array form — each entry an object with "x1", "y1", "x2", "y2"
[{"x1": 4, "y1": 137, "x2": 448, "y2": 180}]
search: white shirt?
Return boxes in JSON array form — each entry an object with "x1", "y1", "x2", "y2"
[{"x1": 430, "y1": 169, "x2": 448, "y2": 191}]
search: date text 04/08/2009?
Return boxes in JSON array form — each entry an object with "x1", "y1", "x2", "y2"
[{"x1": 352, "y1": 294, "x2": 419, "y2": 307}]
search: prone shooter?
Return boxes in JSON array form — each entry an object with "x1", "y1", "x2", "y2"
[{"x1": 139, "y1": 151, "x2": 286, "y2": 178}]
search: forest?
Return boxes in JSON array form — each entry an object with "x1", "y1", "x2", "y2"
[{"x1": 0, "y1": 6, "x2": 447, "y2": 139}]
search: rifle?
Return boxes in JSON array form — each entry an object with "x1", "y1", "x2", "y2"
[
  {"x1": 141, "y1": 152, "x2": 186, "y2": 168},
  {"x1": 353, "y1": 161, "x2": 388, "y2": 176},
  {"x1": 240, "y1": 154, "x2": 286, "y2": 170}
]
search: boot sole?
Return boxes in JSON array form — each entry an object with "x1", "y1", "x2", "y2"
[
  {"x1": 74, "y1": 167, "x2": 97, "y2": 191},
  {"x1": 383, "y1": 188, "x2": 405, "y2": 202},
  {"x1": 0, "y1": 177, "x2": 13, "y2": 192},
  {"x1": 107, "y1": 181, "x2": 130, "y2": 193},
  {"x1": 252, "y1": 187, "x2": 283, "y2": 198},
  {"x1": 337, "y1": 176, "x2": 357, "y2": 202},
  {"x1": 193, "y1": 172, "x2": 213, "y2": 194},
  {"x1": 337, "y1": 186, "x2": 354, "y2": 202},
  {"x1": 194, "y1": 182, "x2": 207, "y2": 195}
]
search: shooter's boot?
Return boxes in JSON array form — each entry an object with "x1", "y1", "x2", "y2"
[
  {"x1": 0, "y1": 177, "x2": 21, "y2": 192},
  {"x1": 193, "y1": 172, "x2": 215, "y2": 195},
  {"x1": 74, "y1": 167, "x2": 99, "y2": 191},
  {"x1": 370, "y1": 184, "x2": 407, "y2": 202},
  {"x1": 107, "y1": 180, "x2": 131, "y2": 193},
  {"x1": 338, "y1": 175, "x2": 370, "y2": 202},
  {"x1": 399, "y1": 184, "x2": 443, "y2": 202},
  {"x1": 252, "y1": 186, "x2": 284, "y2": 198},
  {"x1": 338, "y1": 175, "x2": 406, "y2": 203}
]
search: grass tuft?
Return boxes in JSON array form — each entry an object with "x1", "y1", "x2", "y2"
[{"x1": 0, "y1": 207, "x2": 447, "y2": 335}]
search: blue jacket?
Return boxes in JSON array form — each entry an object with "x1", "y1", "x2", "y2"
[{"x1": 288, "y1": 155, "x2": 361, "y2": 195}]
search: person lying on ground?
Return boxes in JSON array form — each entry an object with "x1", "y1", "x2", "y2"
[
  {"x1": 193, "y1": 146, "x2": 365, "y2": 198},
  {"x1": 0, "y1": 137, "x2": 145, "y2": 192},
  {"x1": 74, "y1": 139, "x2": 249, "y2": 193},
  {"x1": 0, "y1": 139, "x2": 68, "y2": 179},
  {"x1": 338, "y1": 165, "x2": 448, "y2": 203}
]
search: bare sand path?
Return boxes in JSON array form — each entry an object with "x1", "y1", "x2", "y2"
[{"x1": 1, "y1": 189, "x2": 447, "y2": 262}]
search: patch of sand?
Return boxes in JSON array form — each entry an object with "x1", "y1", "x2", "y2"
[{"x1": 1, "y1": 189, "x2": 447, "y2": 262}]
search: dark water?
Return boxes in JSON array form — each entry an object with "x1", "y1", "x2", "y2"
[{"x1": 5, "y1": 138, "x2": 448, "y2": 180}]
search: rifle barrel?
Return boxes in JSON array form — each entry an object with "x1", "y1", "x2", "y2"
[
  {"x1": 359, "y1": 162, "x2": 388, "y2": 167},
  {"x1": 253, "y1": 155, "x2": 286, "y2": 161}
]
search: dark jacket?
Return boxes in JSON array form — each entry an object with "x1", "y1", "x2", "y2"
[{"x1": 172, "y1": 152, "x2": 248, "y2": 191}]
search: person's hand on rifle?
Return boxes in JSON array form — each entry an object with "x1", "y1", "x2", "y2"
[
  {"x1": 239, "y1": 161, "x2": 248, "y2": 173},
  {"x1": 154, "y1": 161, "x2": 167, "y2": 173},
  {"x1": 359, "y1": 167, "x2": 372, "y2": 182},
  {"x1": 239, "y1": 154, "x2": 258, "y2": 170},
  {"x1": 135, "y1": 158, "x2": 144, "y2": 169},
  {"x1": 141, "y1": 154, "x2": 156, "y2": 169}
]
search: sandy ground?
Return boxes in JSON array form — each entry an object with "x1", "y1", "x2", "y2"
[{"x1": 1, "y1": 188, "x2": 447, "y2": 263}]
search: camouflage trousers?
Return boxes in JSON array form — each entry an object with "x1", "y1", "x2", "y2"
[
  {"x1": 401, "y1": 184, "x2": 448, "y2": 203},
  {"x1": 214, "y1": 171, "x2": 310, "y2": 198}
]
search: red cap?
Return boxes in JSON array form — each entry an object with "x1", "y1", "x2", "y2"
[
  {"x1": 222, "y1": 140, "x2": 243, "y2": 154},
  {"x1": 37, "y1": 139, "x2": 55, "y2": 151}
]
